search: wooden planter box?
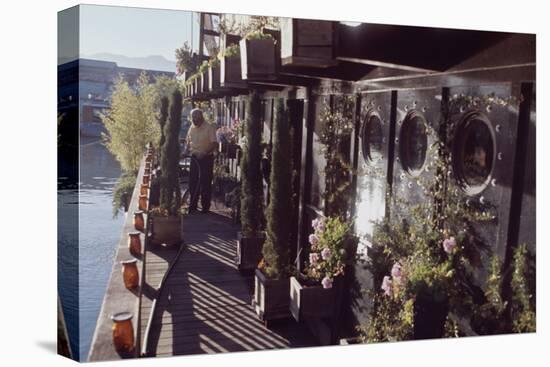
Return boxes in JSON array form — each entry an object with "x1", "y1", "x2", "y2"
[
  {"x1": 236, "y1": 232, "x2": 265, "y2": 271},
  {"x1": 239, "y1": 38, "x2": 278, "y2": 80},
  {"x1": 289, "y1": 276, "x2": 341, "y2": 322},
  {"x1": 209, "y1": 65, "x2": 221, "y2": 90},
  {"x1": 220, "y1": 55, "x2": 247, "y2": 89},
  {"x1": 280, "y1": 18, "x2": 338, "y2": 68},
  {"x1": 201, "y1": 71, "x2": 209, "y2": 93},
  {"x1": 150, "y1": 215, "x2": 182, "y2": 246},
  {"x1": 253, "y1": 269, "x2": 291, "y2": 323}
]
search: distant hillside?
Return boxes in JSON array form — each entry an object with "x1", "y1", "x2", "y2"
[{"x1": 81, "y1": 52, "x2": 176, "y2": 72}]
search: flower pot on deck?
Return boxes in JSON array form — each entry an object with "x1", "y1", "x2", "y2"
[
  {"x1": 289, "y1": 276, "x2": 342, "y2": 322},
  {"x1": 236, "y1": 232, "x2": 265, "y2": 271},
  {"x1": 413, "y1": 287, "x2": 449, "y2": 340},
  {"x1": 220, "y1": 55, "x2": 247, "y2": 89},
  {"x1": 253, "y1": 269, "x2": 291, "y2": 323},
  {"x1": 280, "y1": 18, "x2": 338, "y2": 68},
  {"x1": 240, "y1": 38, "x2": 278, "y2": 81},
  {"x1": 151, "y1": 215, "x2": 182, "y2": 246}
]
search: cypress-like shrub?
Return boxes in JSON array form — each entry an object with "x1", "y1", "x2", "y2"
[
  {"x1": 158, "y1": 96, "x2": 169, "y2": 151},
  {"x1": 262, "y1": 98, "x2": 292, "y2": 279},
  {"x1": 240, "y1": 91, "x2": 264, "y2": 236},
  {"x1": 159, "y1": 90, "x2": 182, "y2": 215}
]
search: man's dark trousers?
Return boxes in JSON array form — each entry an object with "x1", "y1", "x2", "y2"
[{"x1": 189, "y1": 154, "x2": 214, "y2": 211}]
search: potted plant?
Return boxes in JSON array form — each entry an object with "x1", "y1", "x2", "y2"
[
  {"x1": 290, "y1": 216, "x2": 356, "y2": 322},
  {"x1": 198, "y1": 61, "x2": 210, "y2": 93},
  {"x1": 150, "y1": 90, "x2": 183, "y2": 246},
  {"x1": 253, "y1": 98, "x2": 292, "y2": 323},
  {"x1": 220, "y1": 44, "x2": 247, "y2": 89},
  {"x1": 216, "y1": 120, "x2": 240, "y2": 159},
  {"x1": 240, "y1": 31, "x2": 278, "y2": 81},
  {"x1": 280, "y1": 18, "x2": 338, "y2": 68},
  {"x1": 237, "y1": 91, "x2": 265, "y2": 271}
]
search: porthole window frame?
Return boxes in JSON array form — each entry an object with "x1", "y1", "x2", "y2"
[
  {"x1": 451, "y1": 110, "x2": 497, "y2": 196},
  {"x1": 398, "y1": 110, "x2": 429, "y2": 177},
  {"x1": 360, "y1": 110, "x2": 384, "y2": 165}
]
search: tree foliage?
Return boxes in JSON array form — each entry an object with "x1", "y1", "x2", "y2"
[
  {"x1": 240, "y1": 91, "x2": 264, "y2": 237},
  {"x1": 175, "y1": 41, "x2": 200, "y2": 75},
  {"x1": 101, "y1": 72, "x2": 178, "y2": 173},
  {"x1": 159, "y1": 90, "x2": 183, "y2": 216}
]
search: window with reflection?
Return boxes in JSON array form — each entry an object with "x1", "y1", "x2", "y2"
[
  {"x1": 361, "y1": 113, "x2": 384, "y2": 164},
  {"x1": 399, "y1": 111, "x2": 428, "y2": 176},
  {"x1": 453, "y1": 112, "x2": 495, "y2": 191}
]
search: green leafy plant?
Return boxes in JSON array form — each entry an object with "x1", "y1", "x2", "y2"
[
  {"x1": 511, "y1": 244, "x2": 536, "y2": 333},
  {"x1": 158, "y1": 96, "x2": 169, "y2": 152},
  {"x1": 198, "y1": 60, "x2": 209, "y2": 74},
  {"x1": 262, "y1": 99, "x2": 292, "y2": 279},
  {"x1": 244, "y1": 30, "x2": 275, "y2": 41},
  {"x1": 218, "y1": 44, "x2": 240, "y2": 59},
  {"x1": 302, "y1": 216, "x2": 357, "y2": 288},
  {"x1": 318, "y1": 96, "x2": 356, "y2": 218},
  {"x1": 111, "y1": 171, "x2": 138, "y2": 217},
  {"x1": 240, "y1": 91, "x2": 264, "y2": 237},
  {"x1": 175, "y1": 41, "x2": 199, "y2": 75}
]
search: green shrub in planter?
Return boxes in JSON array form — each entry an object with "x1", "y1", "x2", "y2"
[
  {"x1": 237, "y1": 90, "x2": 264, "y2": 270},
  {"x1": 151, "y1": 90, "x2": 183, "y2": 245},
  {"x1": 253, "y1": 98, "x2": 293, "y2": 322}
]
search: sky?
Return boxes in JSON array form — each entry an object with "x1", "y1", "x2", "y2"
[{"x1": 78, "y1": 4, "x2": 200, "y2": 71}]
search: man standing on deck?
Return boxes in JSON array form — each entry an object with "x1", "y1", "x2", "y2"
[{"x1": 184, "y1": 108, "x2": 218, "y2": 213}]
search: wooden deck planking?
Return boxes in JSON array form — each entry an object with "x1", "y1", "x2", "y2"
[{"x1": 143, "y1": 208, "x2": 317, "y2": 357}]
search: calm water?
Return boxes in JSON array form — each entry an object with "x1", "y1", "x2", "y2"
[{"x1": 58, "y1": 136, "x2": 124, "y2": 361}]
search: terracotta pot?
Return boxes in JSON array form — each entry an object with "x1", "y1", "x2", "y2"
[
  {"x1": 142, "y1": 174, "x2": 150, "y2": 185},
  {"x1": 111, "y1": 312, "x2": 134, "y2": 353},
  {"x1": 138, "y1": 194, "x2": 148, "y2": 211},
  {"x1": 133, "y1": 211, "x2": 145, "y2": 232},
  {"x1": 121, "y1": 259, "x2": 139, "y2": 290},
  {"x1": 140, "y1": 183, "x2": 149, "y2": 196},
  {"x1": 127, "y1": 232, "x2": 142, "y2": 257}
]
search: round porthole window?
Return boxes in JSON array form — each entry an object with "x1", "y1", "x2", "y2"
[
  {"x1": 361, "y1": 112, "x2": 384, "y2": 164},
  {"x1": 398, "y1": 110, "x2": 428, "y2": 176},
  {"x1": 452, "y1": 111, "x2": 495, "y2": 195}
]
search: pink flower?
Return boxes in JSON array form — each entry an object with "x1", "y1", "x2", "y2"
[
  {"x1": 309, "y1": 253, "x2": 320, "y2": 265},
  {"x1": 312, "y1": 218, "x2": 325, "y2": 232},
  {"x1": 321, "y1": 247, "x2": 332, "y2": 260},
  {"x1": 308, "y1": 234, "x2": 319, "y2": 246},
  {"x1": 391, "y1": 262, "x2": 402, "y2": 279},
  {"x1": 321, "y1": 276, "x2": 333, "y2": 289},
  {"x1": 381, "y1": 276, "x2": 393, "y2": 297},
  {"x1": 443, "y1": 237, "x2": 457, "y2": 254}
]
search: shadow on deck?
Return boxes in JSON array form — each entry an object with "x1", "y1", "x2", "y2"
[{"x1": 142, "y1": 208, "x2": 317, "y2": 357}]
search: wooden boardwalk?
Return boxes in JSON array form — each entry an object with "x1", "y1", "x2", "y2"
[{"x1": 141, "y1": 208, "x2": 317, "y2": 357}]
